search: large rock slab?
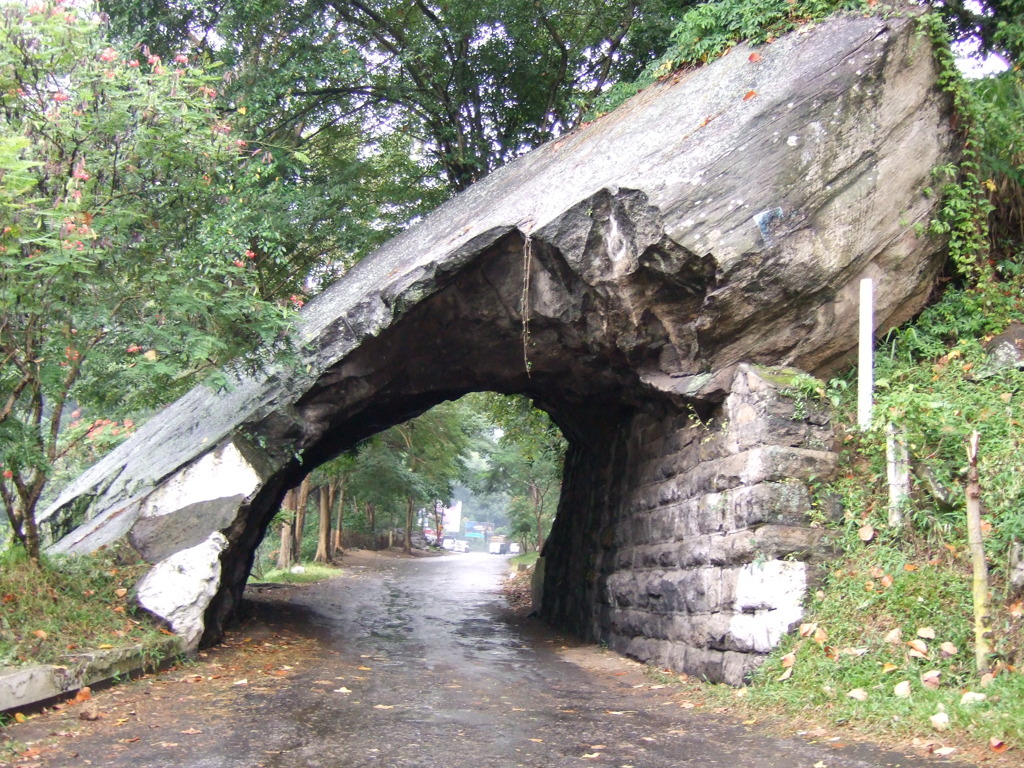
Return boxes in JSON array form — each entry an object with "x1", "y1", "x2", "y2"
[{"x1": 41, "y1": 13, "x2": 955, "y2": 675}]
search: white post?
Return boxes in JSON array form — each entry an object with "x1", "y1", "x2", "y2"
[
  {"x1": 858, "y1": 278, "x2": 874, "y2": 430},
  {"x1": 885, "y1": 422, "x2": 910, "y2": 527}
]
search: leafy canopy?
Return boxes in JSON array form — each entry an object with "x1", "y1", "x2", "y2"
[
  {"x1": 100, "y1": 0, "x2": 693, "y2": 191},
  {"x1": 0, "y1": 0, "x2": 301, "y2": 559}
]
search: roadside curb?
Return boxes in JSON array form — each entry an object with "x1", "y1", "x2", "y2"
[{"x1": 0, "y1": 636, "x2": 184, "y2": 715}]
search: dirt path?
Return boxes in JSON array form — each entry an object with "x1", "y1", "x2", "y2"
[{"x1": 1, "y1": 551, "x2": 978, "y2": 767}]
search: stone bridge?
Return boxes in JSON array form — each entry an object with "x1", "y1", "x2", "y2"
[{"x1": 42, "y1": 14, "x2": 955, "y2": 684}]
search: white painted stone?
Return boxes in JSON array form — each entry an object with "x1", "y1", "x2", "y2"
[
  {"x1": 138, "y1": 440, "x2": 261, "y2": 520},
  {"x1": 135, "y1": 532, "x2": 228, "y2": 651},
  {"x1": 728, "y1": 560, "x2": 806, "y2": 653}
]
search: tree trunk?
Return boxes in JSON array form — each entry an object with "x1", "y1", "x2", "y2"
[
  {"x1": 432, "y1": 501, "x2": 444, "y2": 544},
  {"x1": 3, "y1": 486, "x2": 42, "y2": 566},
  {"x1": 401, "y1": 499, "x2": 413, "y2": 552},
  {"x1": 314, "y1": 483, "x2": 332, "y2": 563},
  {"x1": 276, "y1": 488, "x2": 297, "y2": 571},
  {"x1": 531, "y1": 483, "x2": 545, "y2": 551},
  {"x1": 292, "y1": 476, "x2": 311, "y2": 562},
  {"x1": 367, "y1": 501, "x2": 376, "y2": 550},
  {"x1": 966, "y1": 431, "x2": 993, "y2": 674},
  {"x1": 332, "y1": 479, "x2": 345, "y2": 553}
]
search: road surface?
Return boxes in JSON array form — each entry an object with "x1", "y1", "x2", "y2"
[{"x1": 2, "y1": 551, "x2": 971, "y2": 767}]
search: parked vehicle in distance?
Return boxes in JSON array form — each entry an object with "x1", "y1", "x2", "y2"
[
  {"x1": 441, "y1": 538, "x2": 456, "y2": 551},
  {"x1": 452, "y1": 540, "x2": 469, "y2": 553},
  {"x1": 509, "y1": 543, "x2": 521, "y2": 555},
  {"x1": 488, "y1": 541, "x2": 509, "y2": 555}
]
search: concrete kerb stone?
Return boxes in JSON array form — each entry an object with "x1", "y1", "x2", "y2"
[{"x1": 0, "y1": 635, "x2": 184, "y2": 716}]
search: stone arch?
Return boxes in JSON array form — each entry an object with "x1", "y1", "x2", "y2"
[{"x1": 41, "y1": 14, "x2": 956, "y2": 684}]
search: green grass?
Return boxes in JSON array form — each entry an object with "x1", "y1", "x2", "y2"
[
  {"x1": 251, "y1": 561, "x2": 342, "y2": 584},
  {"x1": 740, "y1": 558, "x2": 1023, "y2": 748},
  {"x1": 510, "y1": 550, "x2": 540, "y2": 569},
  {"x1": 0, "y1": 545, "x2": 165, "y2": 668}
]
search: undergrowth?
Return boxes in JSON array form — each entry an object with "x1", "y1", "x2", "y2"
[
  {"x1": 0, "y1": 545, "x2": 165, "y2": 668},
  {"x1": 251, "y1": 561, "x2": 342, "y2": 585}
]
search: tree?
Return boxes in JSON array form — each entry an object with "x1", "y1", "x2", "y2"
[
  {"x1": 312, "y1": 452, "x2": 358, "y2": 555},
  {"x1": 101, "y1": 0, "x2": 692, "y2": 192},
  {"x1": 477, "y1": 395, "x2": 566, "y2": 552},
  {"x1": 0, "y1": 2, "x2": 299, "y2": 562},
  {"x1": 936, "y1": 0, "x2": 1024, "y2": 67},
  {"x1": 343, "y1": 400, "x2": 481, "y2": 552}
]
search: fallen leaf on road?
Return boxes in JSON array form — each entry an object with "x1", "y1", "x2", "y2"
[
  {"x1": 989, "y1": 737, "x2": 1008, "y2": 753},
  {"x1": 529, "y1": 738, "x2": 544, "y2": 743},
  {"x1": 781, "y1": 652, "x2": 796, "y2": 668},
  {"x1": 939, "y1": 642, "x2": 958, "y2": 657},
  {"x1": 799, "y1": 622, "x2": 818, "y2": 637},
  {"x1": 933, "y1": 746, "x2": 956, "y2": 756},
  {"x1": 358, "y1": 666, "x2": 372, "y2": 670},
  {"x1": 917, "y1": 627, "x2": 936, "y2": 639},
  {"x1": 907, "y1": 639, "x2": 929, "y2": 658},
  {"x1": 180, "y1": 728, "x2": 203, "y2": 735},
  {"x1": 894, "y1": 680, "x2": 912, "y2": 698},
  {"x1": 881, "y1": 663, "x2": 899, "y2": 673},
  {"x1": 333, "y1": 687, "x2": 352, "y2": 694},
  {"x1": 233, "y1": 679, "x2": 248, "y2": 686},
  {"x1": 373, "y1": 705, "x2": 394, "y2": 709},
  {"x1": 777, "y1": 666, "x2": 793, "y2": 681},
  {"x1": 921, "y1": 670, "x2": 941, "y2": 690}
]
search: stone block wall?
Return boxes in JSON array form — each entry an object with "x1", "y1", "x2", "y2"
[{"x1": 542, "y1": 365, "x2": 838, "y2": 685}]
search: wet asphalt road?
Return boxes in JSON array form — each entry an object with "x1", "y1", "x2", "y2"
[{"x1": 3, "y1": 551, "x2": 972, "y2": 768}]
